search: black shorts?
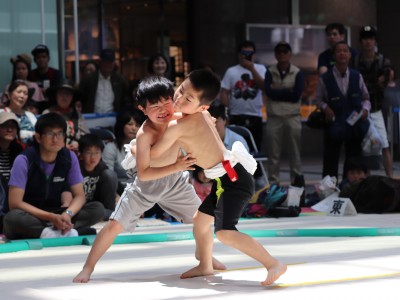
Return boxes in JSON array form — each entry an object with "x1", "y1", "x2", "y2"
[{"x1": 199, "y1": 163, "x2": 254, "y2": 232}]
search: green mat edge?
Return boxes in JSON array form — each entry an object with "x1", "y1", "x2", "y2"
[{"x1": 1, "y1": 227, "x2": 400, "y2": 254}]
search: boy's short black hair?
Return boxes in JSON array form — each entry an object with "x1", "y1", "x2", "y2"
[
  {"x1": 237, "y1": 40, "x2": 256, "y2": 53},
  {"x1": 208, "y1": 103, "x2": 227, "y2": 121},
  {"x1": 35, "y1": 112, "x2": 67, "y2": 135},
  {"x1": 135, "y1": 76, "x2": 175, "y2": 108},
  {"x1": 325, "y1": 23, "x2": 346, "y2": 35},
  {"x1": 78, "y1": 133, "x2": 104, "y2": 153},
  {"x1": 188, "y1": 69, "x2": 221, "y2": 105}
]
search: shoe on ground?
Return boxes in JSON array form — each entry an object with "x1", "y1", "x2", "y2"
[{"x1": 40, "y1": 227, "x2": 61, "y2": 238}]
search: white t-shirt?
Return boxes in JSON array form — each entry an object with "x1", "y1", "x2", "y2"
[{"x1": 221, "y1": 64, "x2": 267, "y2": 117}]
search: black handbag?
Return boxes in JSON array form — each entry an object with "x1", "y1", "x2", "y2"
[{"x1": 306, "y1": 108, "x2": 327, "y2": 129}]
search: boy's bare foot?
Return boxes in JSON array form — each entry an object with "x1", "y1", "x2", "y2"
[
  {"x1": 212, "y1": 257, "x2": 226, "y2": 270},
  {"x1": 181, "y1": 265, "x2": 214, "y2": 279},
  {"x1": 261, "y1": 262, "x2": 287, "y2": 286},
  {"x1": 73, "y1": 267, "x2": 93, "y2": 283}
]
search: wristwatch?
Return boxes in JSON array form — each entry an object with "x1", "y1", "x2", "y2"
[{"x1": 64, "y1": 209, "x2": 74, "y2": 217}]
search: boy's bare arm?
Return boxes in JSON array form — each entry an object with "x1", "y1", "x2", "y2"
[
  {"x1": 136, "y1": 128, "x2": 195, "y2": 181},
  {"x1": 150, "y1": 120, "x2": 182, "y2": 158}
]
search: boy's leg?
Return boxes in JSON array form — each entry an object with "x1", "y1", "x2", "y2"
[
  {"x1": 181, "y1": 211, "x2": 216, "y2": 279},
  {"x1": 73, "y1": 219, "x2": 124, "y2": 283},
  {"x1": 216, "y1": 229, "x2": 287, "y2": 286}
]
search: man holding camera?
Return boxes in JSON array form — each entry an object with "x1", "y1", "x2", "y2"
[
  {"x1": 221, "y1": 40, "x2": 266, "y2": 149},
  {"x1": 220, "y1": 40, "x2": 267, "y2": 188}
]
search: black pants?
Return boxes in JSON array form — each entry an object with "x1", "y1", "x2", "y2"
[
  {"x1": 3, "y1": 201, "x2": 104, "y2": 239},
  {"x1": 322, "y1": 131, "x2": 362, "y2": 180}
]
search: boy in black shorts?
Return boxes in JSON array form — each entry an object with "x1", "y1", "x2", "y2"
[{"x1": 151, "y1": 69, "x2": 287, "y2": 286}]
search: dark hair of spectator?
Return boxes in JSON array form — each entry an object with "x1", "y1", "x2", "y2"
[
  {"x1": 114, "y1": 108, "x2": 146, "y2": 150},
  {"x1": 11, "y1": 57, "x2": 32, "y2": 82},
  {"x1": 208, "y1": 103, "x2": 227, "y2": 121},
  {"x1": 7, "y1": 79, "x2": 29, "y2": 95},
  {"x1": 78, "y1": 133, "x2": 104, "y2": 153},
  {"x1": 325, "y1": 23, "x2": 346, "y2": 35},
  {"x1": 332, "y1": 40, "x2": 350, "y2": 52},
  {"x1": 35, "y1": 112, "x2": 67, "y2": 135},
  {"x1": 237, "y1": 40, "x2": 256, "y2": 53}
]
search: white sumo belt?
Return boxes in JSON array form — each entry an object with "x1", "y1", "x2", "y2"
[{"x1": 204, "y1": 141, "x2": 257, "y2": 180}]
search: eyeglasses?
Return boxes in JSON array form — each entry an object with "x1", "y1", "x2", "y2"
[
  {"x1": 42, "y1": 131, "x2": 65, "y2": 139},
  {"x1": 83, "y1": 151, "x2": 102, "y2": 157}
]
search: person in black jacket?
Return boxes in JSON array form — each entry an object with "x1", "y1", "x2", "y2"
[
  {"x1": 79, "y1": 134, "x2": 118, "y2": 221},
  {"x1": 0, "y1": 112, "x2": 23, "y2": 233}
]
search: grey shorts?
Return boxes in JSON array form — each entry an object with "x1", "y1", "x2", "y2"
[{"x1": 110, "y1": 171, "x2": 201, "y2": 232}]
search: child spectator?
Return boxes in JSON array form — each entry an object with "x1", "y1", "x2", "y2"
[
  {"x1": 79, "y1": 134, "x2": 118, "y2": 221},
  {"x1": 0, "y1": 112, "x2": 23, "y2": 233}
]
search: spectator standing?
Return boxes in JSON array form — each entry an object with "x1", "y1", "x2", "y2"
[
  {"x1": 0, "y1": 80, "x2": 37, "y2": 146},
  {"x1": 79, "y1": 48, "x2": 130, "y2": 113},
  {"x1": 30, "y1": 44, "x2": 62, "y2": 94},
  {"x1": 316, "y1": 41, "x2": 371, "y2": 180},
  {"x1": 354, "y1": 25, "x2": 393, "y2": 177},
  {"x1": 79, "y1": 134, "x2": 118, "y2": 221},
  {"x1": 318, "y1": 23, "x2": 358, "y2": 75},
  {"x1": 220, "y1": 40, "x2": 266, "y2": 149},
  {"x1": 264, "y1": 41, "x2": 305, "y2": 185},
  {"x1": 43, "y1": 80, "x2": 90, "y2": 153},
  {"x1": 220, "y1": 40, "x2": 267, "y2": 188},
  {"x1": 3, "y1": 113, "x2": 104, "y2": 239},
  {"x1": 383, "y1": 67, "x2": 400, "y2": 148},
  {"x1": 0, "y1": 112, "x2": 23, "y2": 233}
]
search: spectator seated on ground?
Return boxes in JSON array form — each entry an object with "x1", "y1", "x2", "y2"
[
  {"x1": 2, "y1": 112, "x2": 104, "y2": 239},
  {"x1": 0, "y1": 112, "x2": 23, "y2": 233},
  {"x1": 339, "y1": 156, "x2": 400, "y2": 213},
  {"x1": 78, "y1": 134, "x2": 118, "y2": 221}
]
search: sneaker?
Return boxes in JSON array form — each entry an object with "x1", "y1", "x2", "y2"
[
  {"x1": 61, "y1": 229, "x2": 78, "y2": 237},
  {"x1": 40, "y1": 227, "x2": 61, "y2": 238}
]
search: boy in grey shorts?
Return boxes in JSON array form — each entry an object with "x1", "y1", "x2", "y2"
[{"x1": 73, "y1": 76, "x2": 224, "y2": 283}]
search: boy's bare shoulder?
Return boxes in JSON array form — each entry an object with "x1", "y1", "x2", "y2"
[{"x1": 137, "y1": 120, "x2": 158, "y2": 144}]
